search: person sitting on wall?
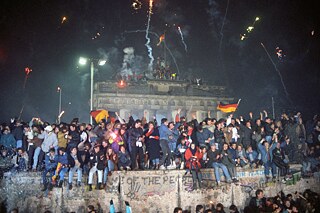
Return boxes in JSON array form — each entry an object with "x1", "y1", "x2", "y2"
[
  {"x1": 42, "y1": 148, "x2": 57, "y2": 191},
  {"x1": 207, "y1": 143, "x2": 232, "y2": 185},
  {"x1": 118, "y1": 145, "x2": 131, "y2": 171},
  {"x1": 88, "y1": 144, "x2": 105, "y2": 191}
]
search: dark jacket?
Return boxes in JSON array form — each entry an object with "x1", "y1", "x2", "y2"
[
  {"x1": 118, "y1": 150, "x2": 131, "y2": 166},
  {"x1": 89, "y1": 150, "x2": 105, "y2": 170},
  {"x1": 221, "y1": 149, "x2": 236, "y2": 166},
  {"x1": 68, "y1": 151, "x2": 87, "y2": 168},
  {"x1": 207, "y1": 149, "x2": 221, "y2": 168},
  {"x1": 128, "y1": 127, "x2": 144, "y2": 147},
  {"x1": 239, "y1": 123, "x2": 253, "y2": 148},
  {"x1": 69, "y1": 130, "x2": 80, "y2": 145}
]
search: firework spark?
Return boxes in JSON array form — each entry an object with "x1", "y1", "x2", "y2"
[
  {"x1": 145, "y1": 0, "x2": 154, "y2": 71},
  {"x1": 61, "y1": 16, "x2": 67, "y2": 24},
  {"x1": 177, "y1": 26, "x2": 188, "y2": 52}
]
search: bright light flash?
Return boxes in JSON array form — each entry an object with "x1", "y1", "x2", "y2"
[
  {"x1": 98, "y1": 60, "x2": 106, "y2": 66},
  {"x1": 110, "y1": 132, "x2": 117, "y2": 139},
  {"x1": 255, "y1": 17, "x2": 260, "y2": 21},
  {"x1": 58, "y1": 111, "x2": 65, "y2": 118},
  {"x1": 61, "y1": 16, "x2": 67, "y2": 24},
  {"x1": 79, "y1": 57, "x2": 87, "y2": 65},
  {"x1": 247, "y1": 26, "x2": 254, "y2": 32}
]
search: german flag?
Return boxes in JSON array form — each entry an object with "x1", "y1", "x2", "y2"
[
  {"x1": 90, "y1": 109, "x2": 109, "y2": 123},
  {"x1": 217, "y1": 102, "x2": 239, "y2": 113}
]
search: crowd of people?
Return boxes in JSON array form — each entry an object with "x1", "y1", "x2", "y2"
[
  {"x1": 0, "y1": 109, "x2": 320, "y2": 192},
  {"x1": 173, "y1": 188, "x2": 319, "y2": 213},
  {"x1": 6, "y1": 188, "x2": 320, "y2": 212}
]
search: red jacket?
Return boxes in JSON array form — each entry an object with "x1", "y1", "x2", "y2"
[{"x1": 185, "y1": 147, "x2": 203, "y2": 169}]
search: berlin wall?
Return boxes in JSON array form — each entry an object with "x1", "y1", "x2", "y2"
[{"x1": 1, "y1": 168, "x2": 320, "y2": 213}]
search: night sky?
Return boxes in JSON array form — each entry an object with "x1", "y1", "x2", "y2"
[{"x1": 0, "y1": 0, "x2": 319, "y2": 123}]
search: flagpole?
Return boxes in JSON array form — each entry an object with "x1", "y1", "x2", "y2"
[
  {"x1": 233, "y1": 98, "x2": 242, "y2": 114},
  {"x1": 272, "y1": 97, "x2": 275, "y2": 119}
]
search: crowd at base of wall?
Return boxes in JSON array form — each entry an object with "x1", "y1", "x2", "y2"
[{"x1": 0, "y1": 169, "x2": 320, "y2": 213}]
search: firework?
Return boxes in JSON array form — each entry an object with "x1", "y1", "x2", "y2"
[
  {"x1": 177, "y1": 26, "x2": 188, "y2": 52},
  {"x1": 124, "y1": 30, "x2": 180, "y2": 74},
  {"x1": 145, "y1": 0, "x2": 154, "y2": 71},
  {"x1": 23, "y1": 67, "x2": 32, "y2": 89},
  {"x1": 157, "y1": 34, "x2": 165, "y2": 46},
  {"x1": 132, "y1": 0, "x2": 142, "y2": 10},
  {"x1": 275, "y1": 47, "x2": 285, "y2": 61},
  {"x1": 240, "y1": 16, "x2": 260, "y2": 40},
  {"x1": 61, "y1": 16, "x2": 67, "y2": 24},
  {"x1": 218, "y1": 0, "x2": 230, "y2": 52},
  {"x1": 261, "y1": 43, "x2": 290, "y2": 101},
  {"x1": 240, "y1": 34, "x2": 247, "y2": 41}
]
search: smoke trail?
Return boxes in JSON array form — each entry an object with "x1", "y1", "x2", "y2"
[
  {"x1": 177, "y1": 26, "x2": 188, "y2": 52},
  {"x1": 218, "y1": 0, "x2": 230, "y2": 52},
  {"x1": 145, "y1": 0, "x2": 154, "y2": 71},
  {"x1": 124, "y1": 30, "x2": 180, "y2": 74}
]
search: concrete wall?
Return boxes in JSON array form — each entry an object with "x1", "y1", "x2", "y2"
[{"x1": 1, "y1": 169, "x2": 320, "y2": 213}]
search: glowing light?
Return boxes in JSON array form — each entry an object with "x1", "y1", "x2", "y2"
[
  {"x1": 132, "y1": 0, "x2": 142, "y2": 10},
  {"x1": 240, "y1": 34, "x2": 247, "y2": 40},
  {"x1": 23, "y1": 67, "x2": 32, "y2": 89},
  {"x1": 240, "y1": 16, "x2": 261, "y2": 40},
  {"x1": 157, "y1": 34, "x2": 165, "y2": 46},
  {"x1": 117, "y1": 80, "x2": 127, "y2": 88},
  {"x1": 98, "y1": 59, "x2": 106, "y2": 66},
  {"x1": 177, "y1": 26, "x2": 188, "y2": 52},
  {"x1": 24, "y1": 67, "x2": 32, "y2": 75},
  {"x1": 57, "y1": 87, "x2": 61, "y2": 92},
  {"x1": 110, "y1": 132, "x2": 117, "y2": 139},
  {"x1": 58, "y1": 111, "x2": 65, "y2": 118},
  {"x1": 61, "y1": 16, "x2": 67, "y2": 24},
  {"x1": 79, "y1": 57, "x2": 87, "y2": 65},
  {"x1": 275, "y1": 46, "x2": 285, "y2": 61},
  {"x1": 247, "y1": 26, "x2": 254, "y2": 33},
  {"x1": 311, "y1": 30, "x2": 314, "y2": 36}
]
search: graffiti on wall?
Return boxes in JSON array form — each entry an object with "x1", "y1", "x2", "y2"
[{"x1": 121, "y1": 174, "x2": 177, "y2": 200}]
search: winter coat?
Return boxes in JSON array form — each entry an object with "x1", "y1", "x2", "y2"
[
  {"x1": 207, "y1": 149, "x2": 221, "y2": 168},
  {"x1": 12, "y1": 125, "x2": 24, "y2": 141},
  {"x1": 89, "y1": 150, "x2": 105, "y2": 170},
  {"x1": 69, "y1": 130, "x2": 80, "y2": 145},
  {"x1": 221, "y1": 149, "x2": 236, "y2": 166},
  {"x1": 68, "y1": 151, "x2": 87, "y2": 168},
  {"x1": 40, "y1": 132, "x2": 58, "y2": 153},
  {"x1": 197, "y1": 128, "x2": 214, "y2": 147},
  {"x1": 239, "y1": 123, "x2": 253, "y2": 148},
  {"x1": 144, "y1": 127, "x2": 161, "y2": 160},
  {"x1": 246, "y1": 150, "x2": 258, "y2": 163},
  {"x1": 128, "y1": 127, "x2": 144, "y2": 147},
  {"x1": 118, "y1": 151, "x2": 131, "y2": 165},
  {"x1": 0, "y1": 133, "x2": 16, "y2": 149},
  {"x1": 44, "y1": 153, "x2": 57, "y2": 171},
  {"x1": 185, "y1": 147, "x2": 203, "y2": 170}
]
